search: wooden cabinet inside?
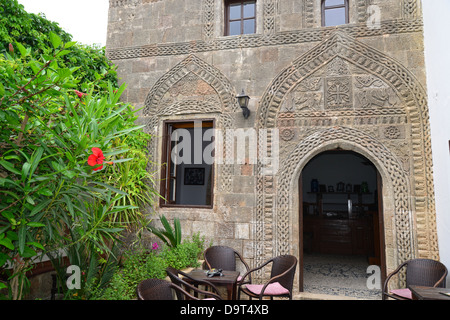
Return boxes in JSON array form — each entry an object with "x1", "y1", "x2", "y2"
[
  {"x1": 304, "y1": 216, "x2": 374, "y2": 255},
  {"x1": 303, "y1": 192, "x2": 376, "y2": 256}
]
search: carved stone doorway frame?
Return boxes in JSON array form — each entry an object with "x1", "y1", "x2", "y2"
[
  {"x1": 287, "y1": 136, "x2": 392, "y2": 292},
  {"x1": 255, "y1": 32, "x2": 439, "y2": 289}
]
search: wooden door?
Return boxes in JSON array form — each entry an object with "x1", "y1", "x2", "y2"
[
  {"x1": 376, "y1": 170, "x2": 387, "y2": 283},
  {"x1": 299, "y1": 173, "x2": 304, "y2": 292}
]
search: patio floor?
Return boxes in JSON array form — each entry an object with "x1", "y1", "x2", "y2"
[{"x1": 298, "y1": 253, "x2": 382, "y2": 300}]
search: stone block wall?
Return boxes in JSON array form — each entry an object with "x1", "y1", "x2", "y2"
[{"x1": 106, "y1": 0, "x2": 439, "y2": 289}]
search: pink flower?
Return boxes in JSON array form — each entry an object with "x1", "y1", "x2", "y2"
[
  {"x1": 87, "y1": 147, "x2": 112, "y2": 171},
  {"x1": 74, "y1": 90, "x2": 87, "y2": 98},
  {"x1": 152, "y1": 242, "x2": 159, "y2": 250},
  {"x1": 8, "y1": 43, "x2": 13, "y2": 53}
]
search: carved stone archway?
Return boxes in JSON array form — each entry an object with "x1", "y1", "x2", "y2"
[
  {"x1": 255, "y1": 32, "x2": 438, "y2": 283},
  {"x1": 277, "y1": 126, "x2": 409, "y2": 286}
]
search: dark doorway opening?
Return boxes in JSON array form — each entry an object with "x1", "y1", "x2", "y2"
[{"x1": 299, "y1": 150, "x2": 384, "y2": 298}]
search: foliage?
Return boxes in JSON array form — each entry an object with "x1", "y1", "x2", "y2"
[
  {"x1": 0, "y1": 0, "x2": 117, "y2": 88},
  {"x1": 0, "y1": 32, "x2": 155, "y2": 299},
  {"x1": 90, "y1": 233, "x2": 206, "y2": 300},
  {"x1": 147, "y1": 215, "x2": 182, "y2": 248},
  {"x1": 104, "y1": 130, "x2": 160, "y2": 235},
  {"x1": 0, "y1": 1, "x2": 160, "y2": 300}
]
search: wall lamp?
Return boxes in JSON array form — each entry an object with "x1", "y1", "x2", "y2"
[{"x1": 236, "y1": 89, "x2": 250, "y2": 119}]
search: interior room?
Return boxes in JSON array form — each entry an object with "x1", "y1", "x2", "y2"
[{"x1": 301, "y1": 150, "x2": 382, "y2": 299}]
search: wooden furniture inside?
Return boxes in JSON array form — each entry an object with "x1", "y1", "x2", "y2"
[{"x1": 303, "y1": 191, "x2": 377, "y2": 256}]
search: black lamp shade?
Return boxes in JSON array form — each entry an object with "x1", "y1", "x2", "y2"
[{"x1": 237, "y1": 89, "x2": 250, "y2": 108}]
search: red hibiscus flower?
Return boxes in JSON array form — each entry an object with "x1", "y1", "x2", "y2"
[
  {"x1": 87, "y1": 147, "x2": 106, "y2": 171},
  {"x1": 74, "y1": 90, "x2": 87, "y2": 98}
]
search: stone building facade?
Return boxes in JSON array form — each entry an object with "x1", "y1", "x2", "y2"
[{"x1": 106, "y1": 0, "x2": 439, "y2": 292}]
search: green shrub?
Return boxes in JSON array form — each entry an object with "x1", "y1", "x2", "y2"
[{"x1": 91, "y1": 233, "x2": 206, "y2": 300}]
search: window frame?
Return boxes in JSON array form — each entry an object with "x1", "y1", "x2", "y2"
[
  {"x1": 321, "y1": 0, "x2": 349, "y2": 27},
  {"x1": 224, "y1": 0, "x2": 257, "y2": 36},
  {"x1": 160, "y1": 119, "x2": 215, "y2": 209}
]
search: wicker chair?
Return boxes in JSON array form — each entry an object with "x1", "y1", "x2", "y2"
[
  {"x1": 136, "y1": 278, "x2": 175, "y2": 300},
  {"x1": 166, "y1": 266, "x2": 221, "y2": 300},
  {"x1": 382, "y1": 258, "x2": 448, "y2": 300},
  {"x1": 203, "y1": 245, "x2": 251, "y2": 284},
  {"x1": 238, "y1": 255, "x2": 297, "y2": 300}
]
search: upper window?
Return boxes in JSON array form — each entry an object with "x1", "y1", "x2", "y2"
[
  {"x1": 160, "y1": 120, "x2": 214, "y2": 208},
  {"x1": 322, "y1": 0, "x2": 349, "y2": 27},
  {"x1": 225, "y1": 0, "x2": 256, "y2": 36}
]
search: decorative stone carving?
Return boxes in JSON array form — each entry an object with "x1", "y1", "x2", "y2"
[
  {"x1": 325, "y1": 77, "x2": 352, "y2": 109},
  {"x1": 109, "y1": 0, "x2": 141, "y2": 8},
  {"x1": 106, "y1": 19, "x2": 424, "y2": 60},
  {"x1": 384, "y1": 126, "x2": 402, "y2": 140},
  {"x1": 144, "y1": 55, "x2": 236, "y2": 116},
  {"x1": 255, "y1": 31, "x2": 438, "y2": 285},
  {"x1": 264, "y1": 0, "x2": 279, "y2": 34},
  {"x1": 142, "y1": 55, "x2": 237, "y2": 195},
  {"x1": 403, "y1": 0, "x2": 419, "y2": 19},
  {"x1": 202, "y1": 0, "x2": 215, "y2": 40}
]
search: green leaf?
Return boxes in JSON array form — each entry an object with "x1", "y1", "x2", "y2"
[
  {"x1": 2, "y1": 211, "x2": 16, "y2": 225},
  {"x1": 62, "y1": 170, "x2": 77, "y2": 179},
  {"x1": 0, "y1": 253, "x2": 9, "y2": 269},
  {"x1": 49, "y1": 32, "x2": 62, "y2": 49},
  {"x1": 18, "y1": 227, "x2": 26, "y2": 254},
  {"x1": 90, "y1": 181, "x2": 128, "y2": 196},
  {"x1": 0, "y1": 160, "x2": 21, "y2": 175},
  {"x1": 56, "y1": 50, "x2": 71, "y2": 58},
  {"x1": 27, "y1": 222, "x2": 45, "y2": 228},
  {"x1": 21, "y1": 246, "x2": 36, "y2": 258},
  {"x1": 15, "y1": 42, "x2": 28, "y2": 57},
  {"x1": 29, "y1": 147, "x2": 44, "y2": 178},
  {"x1": 30, "y1": 199, "x2": 51, "y2": 217},
  {"x1": 0, "y1": 237, "x2": 14, "y2": 250},
  {"x1": 57, "y1": 68, "x2": 72, "y2": 79},
  {"x1": 37, "y1": 188, "x2": 52, "y2": 196},
  {"x1": 51, "y1": 161, "x2": 64, "y2": 172},
  {"x1": 174, "y1": 218, "x2": 182, "y2": 246},
  {"x1": 21, "y1": 162, "x2": 31, "y2": 182},
  {"x1": 64, "y1": 41, "x2": 77, "y2": 48},
  {"x1": 62, "y1": 194, "x2": 74, "y2": 215},
  {"x1": 25, "y1": 196, "x2": 35, "y2": 205},
  {"x1": 7, "y1": 231, "x2": 18, "y2": 241},
  {"x1": 26, "y1": 241, "x2": 44, "y2": 250}
]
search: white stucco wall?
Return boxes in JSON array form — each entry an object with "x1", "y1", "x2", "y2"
[{"x1": 423, "y1": 0, "x2": 450, "y2": 286}]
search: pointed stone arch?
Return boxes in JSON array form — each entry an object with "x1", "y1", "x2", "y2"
[
  {"x1": 277, "y1": 126, "x2": 411, "y2": 264},
  {"x1": 254, "y1": 32, "x2": 438, "y2": 281},
  {"x1": 143, "y1": 54, "x2": 237, "y2": 116},
  {"x1": 143, "y1": 54, "x2": 237, "y2": 196}
]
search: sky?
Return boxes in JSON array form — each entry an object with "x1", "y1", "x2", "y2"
[{"x1": 17, "y1": 0, "x2": 110, "y2": 46}]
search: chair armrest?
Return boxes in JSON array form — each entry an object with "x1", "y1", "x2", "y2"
[
  {"x1": 382, "y1": 261, "x2": 407, "y2": 298},
  {"x1": 239, "y1": 259, "x2": 274, "y2": 284},
  {"x1": 433, "y1": 268, "x2": 448, "y2": 287},
  {"x1": 235, "y1": 251, "x2": 251, "y2": 271}
]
